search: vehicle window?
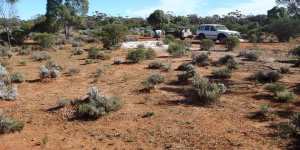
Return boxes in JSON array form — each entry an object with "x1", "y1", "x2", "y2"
[
  {"x1": 204, "y1": 26, "x2": 210, "y2": 31},
  {"x1": 210, "y1": 27, "x2": 216, "y2": 31},
  {"x1": 215, "y1": 25, "x2": 228, "y2": 30},
  {"x1": 199, "y1": 26, "x2": 205, "y2": 30}
]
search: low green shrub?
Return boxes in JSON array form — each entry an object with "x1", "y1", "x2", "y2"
[
  {"x1": 127, "y1": 48, "x2": 156, "y2": 63},
  {"x1": 252, "y1": 70, "x2": 281, "y2": 83},
  {"x1": 167, "y1": 41, "x2": 188, "y2": 57},
  {"x1": 192, "y1": 76, "x2": 226, "y2": 105},
  {"x1": 163, "y1": 35, "x2": 175, "y2": 44},
  {"x1": 76, "y1": 87, "x2": 122, "y2": 119},
  {"x1": 192, "y1": 53, "x2": 209, "y2": 66},
  {"x1": 212, "y1": 67, "x2": 232, "y2": 79},
  {"x1": 201, "y1": 39, "x2": 215, "y2": 51},
  {"x1": 265, "y1": 83, "x2": 296, "y2": 102},
  {"x1": 32, "y1": 51, "x2": 51, "y2": 61},
  {"x1": 0, "y1": 114, "x2": 24, "y2": 134},
  {"x1": 279, "y1": 66, "x2": 290, "y2": 74},
  {"x1": 10, "y1": 72, "x2": 25, "y2": 83},
  {"x1": 72, "y1": 48, "x2": 84, "y2": 56},
  {"x1": 142, "y1": 74, "x2": 165, "y2": 91},
  {"x1": 225, "y1": 37, "x2": 240, "y2": 51},
  {"x1": 32, "y1": 33, "x2": 56, "y2": 48}
]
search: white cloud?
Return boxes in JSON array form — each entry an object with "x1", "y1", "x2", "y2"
[
  {"x1": 126, "y1": 0, "x2": 203, "y2": 17},
  {"x1": 208, "y1": 0, "x2": 277, "y2": 16}
]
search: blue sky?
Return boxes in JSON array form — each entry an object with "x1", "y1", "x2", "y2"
[{"x1": 16, "y1": 0, "x2": 277, "y2": 19}]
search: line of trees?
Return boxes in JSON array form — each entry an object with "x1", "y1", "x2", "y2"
[{"x1": 0, "y1": 0, "x2": 300, "y2": 46}]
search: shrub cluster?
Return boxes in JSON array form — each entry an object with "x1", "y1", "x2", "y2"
[
  {"x1": 76, "y1": 87, "x2": 122, "y2": 119},
  {"x1": 10, "y1": 72, "x2": 25, "y2": 83},
  {"x1": 265, "y1": 83, "x2": 296, "y2": 102},
  {"x1": 163, "y1": 35, "x2": 176, "y2": 44},
  {"x1": 88, "y1": 48, "x2": 111, "y2": 60},
  {"x1": 192, "y1": 53, "x2": 209, "y2": 66},
  {"x1": 192, "y1": 76, "x2": 227, "y2": 105},
  {"x1": 39, "y1": 62, "x2": 62, "y2": 80},
  {"x1": 0, "y1": 47, "x2": 13, "y2": 58},
  {"x1": 72, "y1": 47, "x2": 84, "y2": 56},
  {"x1": 218, "y1": 55, "x2": 239, "y2": 70},
  {"x1": 99, "y1": 24, "x2": 128, "y2": 49},
  {"x1": 177, "y1": 64, "x2": 196, "y2": 82},
  {"x1": 148, "y1": 61, "x2": 171, "y2": 71},
  {"x1": 127, "y1": 48, "x2": 156, "y2": 63},
  {"x1": 32, "y1": 51, "x2": 51, "y2": 61},
  {"x1": 32, "y1": 33, "x2": 56, "y2": 48},
  {"x1": 167, "y1": 41, "x2": 189, "y2": 57},
  {"x1": 142, "y1": 74, "x2": 165, "y2": 91},
  {"x1": 212, "y1": 67, "x2": 232, "y2": 79},
  {"x1": 201, "y1": 39, "x2": 215, "y2": 51},
  {"x1": 225, "y1": 37, "x2": 240, "y2": 51},
  {"x1": 0, "y1": 114, "x2": 24, "y2": 134},
  {"x1": 0, "y1": 65, "x2": 18, "y2": 101},
  {"x1": 239, "y1": 51, "x2": 260, "y2": 61},
  {"x1": 252, "y1": 70, "x2": 281, "y2": 83}
]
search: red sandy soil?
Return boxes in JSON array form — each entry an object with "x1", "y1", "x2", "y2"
[{"x1": 0, "y1": 41, "x2": 299, "y2": 150}]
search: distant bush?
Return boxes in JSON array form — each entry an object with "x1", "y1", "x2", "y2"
[
  {"x1": 192, "y1": 53, "x2": 209, "y2": 66},
  {"x1": 18, "y1": 47, "x2": 31, "y2": 56},
  {"x1": 0, "y1": 47, "x2": 13, "y2": 58},
  {"x1": 39, "y1": 65, "x2": 60, "y2": 80},
  {"x1": 32, "y1": 33, "x2": 56, "y2": 48},
  {"x1": 192, "y1": 76, "x2": 226, "y2": 105},
  {"x1": 66, "y1": 68, "x2": 80, "y2": 76},
  {"x1": 72, "y1": 47, "x2": 84, "y2": 56},
  {"x1": 226, "y1": 59, "x2": 239, "y2": 70},
  {"x1": 0, "y1": 65, "x2": 18, "y2": 101},
  {"x1": 201, "y1": 39, "x2": 215, "y2": 51},
  {"x1": 239, "y1": 51, "x2": 260, "y2": 61},
  {"x1": 99, "y1": 24, "x2": 128, "y2": 49},
  {"x1": 252, "y1": 70, "x2": 281, "y2": 83},
  {"x1": 32, "y1": 51, "x2": 51, "y2": 61},
  {"x1": 127, "y1": 49, "x2": 146, "y2": 63},
  {"x1": 145, "y1": 48, "x2": 156, "y2": 60},
  {"x1": 10, "y1": 72, "x2": 25, "y2": 83},
  {"x1": 279, "y1": 66, "x2": 290, "y2": 74},
  {"x1": 167, "y1": 41, "x2": 189, "y2": 57},
  {"x1": 177, "y1": 64, "x2": 196, "y2": 82},
  {"x1": 275, "y1": 90, "x2": 296, "y2": 102},
  {"x1": 127, "y1": 48, "x2": 156, "y2": 63},
  {"x1": 76, "y1": 87, "x2": 122, "y2": 120},
  {"x1": 148, "y1": 61, "x2": 171, "y2": 71},
  {"x1": 225, "y1": 37, "x2": 240, "y2": 51},
  {"x1": 0, "y1": 114, "x2": 24, "y2": 134},
  {"x1": 265, "y1": 83, "x2": 296, "y2": 102},
  {"x1": 142, "y1": 74, "x2": 165, "y2": 91},
  {"x1": 177, "y1": 62, "x2": 193, "y2": 71},
  {"x1": 212, "y1": 67, "x2": 232, "y2": 79},
  {"x1": 163, "y1": 35, "x2": 175, "y2": 44},
  {"x1": 291, "y1": 46, "x2": 300, "y2": 57},
  {"x1": 218, "y1": 55, "x2": 235, "y2": 65}
]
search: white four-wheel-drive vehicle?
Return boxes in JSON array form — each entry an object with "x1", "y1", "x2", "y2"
[{"x1": 196, "y1": 24, "x2": 240, "y2": 42}]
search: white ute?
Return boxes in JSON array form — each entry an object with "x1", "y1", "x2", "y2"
[{"x1": 196, "y1": 24, "x2": 240, "y2": 42}]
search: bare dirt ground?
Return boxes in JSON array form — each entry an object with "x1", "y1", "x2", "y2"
[{"x1": 0, "y1": 41, "x2": 299, "y2": 150}]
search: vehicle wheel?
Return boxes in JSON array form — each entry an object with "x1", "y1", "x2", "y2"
[
  {"x1": 218, "y1": 34, "x2": 227, "y2": 43},
  {"x1": 198, "y1": 34, "x2": 205, "y2": 40}
]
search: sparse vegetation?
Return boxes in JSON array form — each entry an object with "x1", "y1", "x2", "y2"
[
  {"x1": 192, "y1": 76, "x2": 226, "y2": 105},
  {"x1": 76, "y1": 87, "x2": 122, "y2": 120},
  {"x1": 225, "y1": 37, "x2": 240, "y2": 51},
  {"x1": 0, "y1": 114, "x2": 24, "y2": 134},
  {"x1": 167, "y1": 41, "x2": 189, "y2": 57},
  {"x1": 32, "y1": 51, "x2": 51, "y2": 61},
  {"x1": 163, "y1": 35, "x2": 175, "y2": 44},
  {"x1": 127, "y1": 48, "x2": 156, "y2": 63},
  {"x1": 252, "y1": 70, "x2": 281, "y2": 83},
  {"x1": 32, "y1": 33, "x2": 56, "y2": 48},
  {"x1": 10, "y1": 72, "x2": 25, "y2": 83},
  {"x1": 239, "y1": 51, "x2": 260, "y2": 61},
  {"x1": 265, "y1": 83, "x2": 296, "y2": 102},
  {"x1": 201, "y1": 39, "x2": 215, "y2": 51},
  {"x1": 192, "y1": 53, "x2": 209, "y2": 66},
  {"x1": 142, "y1": 74, "x2": 165, "y2": 91},
  {"x1": 212, "y1": 67, "x2": 232, "y2": 79}
]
